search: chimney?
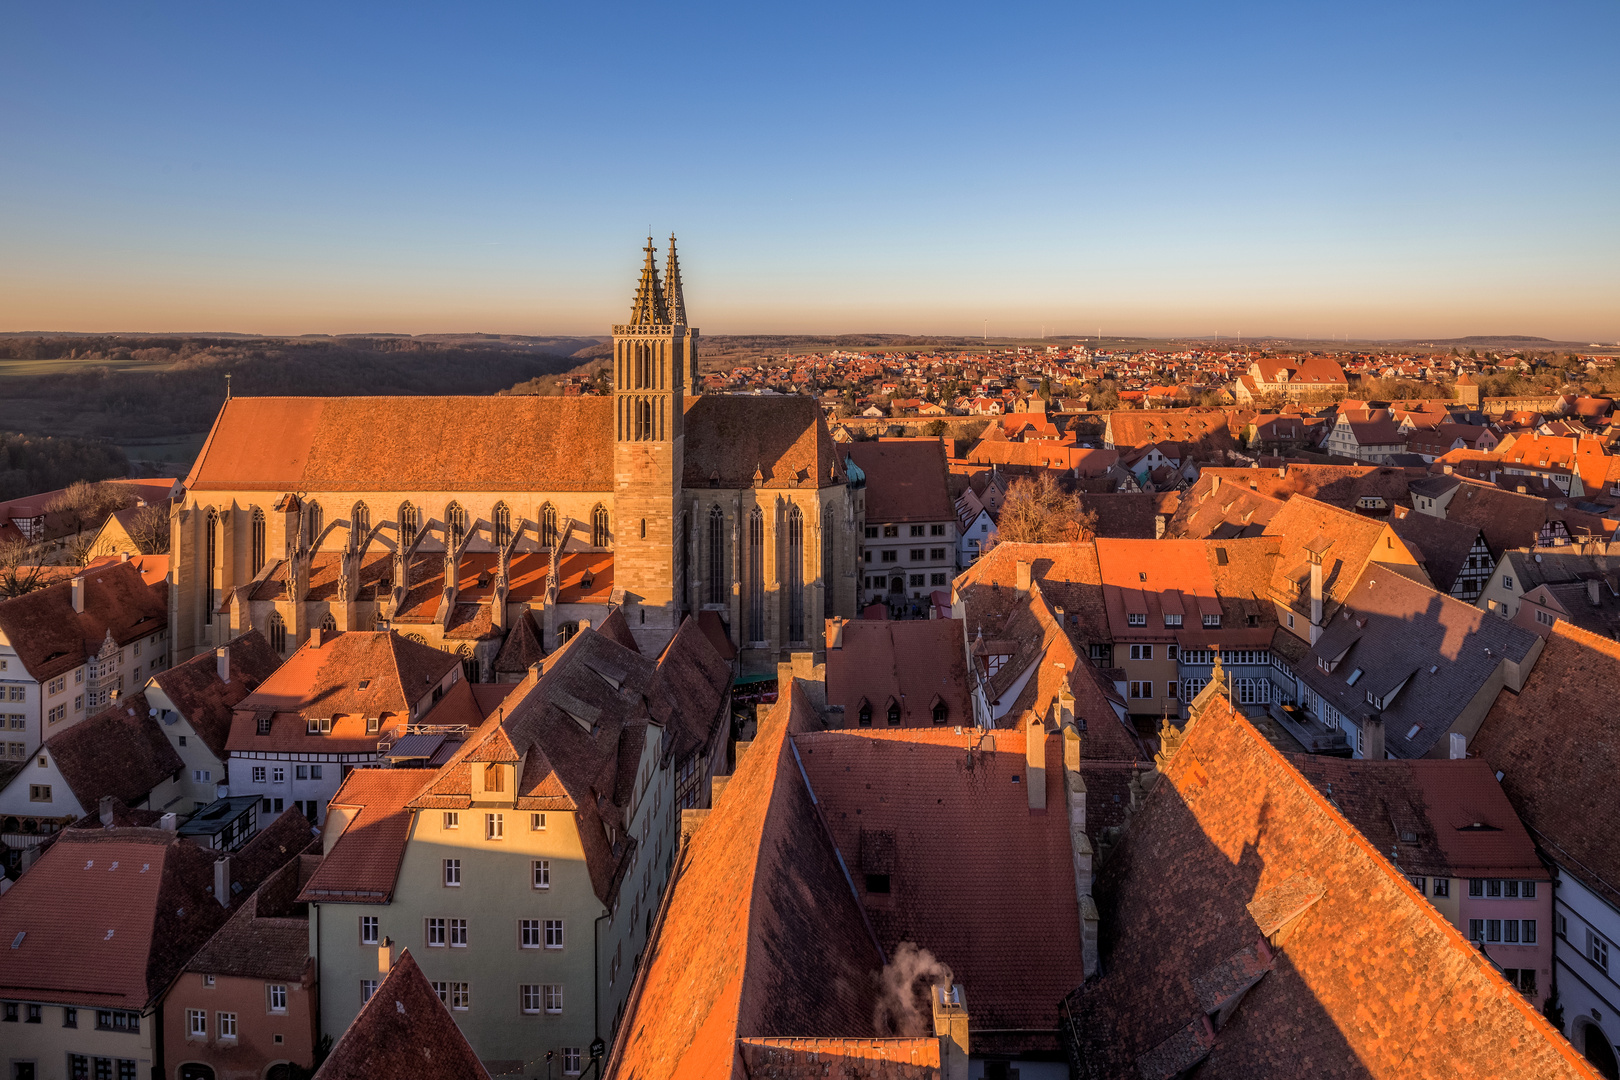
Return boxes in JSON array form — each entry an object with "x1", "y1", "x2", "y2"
[
  {"x1": 99, "y1": 795, "x2": 114, "y2": 827},
  {"x1": 1361, "y1": 715, "x2": 1386, "y2": 761},
  {"x1": 828, "y1": 616, "x2": 845, "y2": 650},
  {"x1": 378, "y1": 936, "x2": 394, "y2": 973},
  {"x1": 1449, "y1": 732, "x2": 1467, "y2": 760},
  {"x1": 1211, "y1": 475, "x2": 1221, "y2": 494},
  {"x1": 1308, "y1": 553, "x2": 1324, "y2": 631},
  {"x1": 215, "y1": 645, "x2": 230, "y2": 684},
  {"x1": 931, "y1": 984, "x2": 970, "y2": 1080},
  {"x1": 1015, "y1": 560, "x2": 1032, "y2": 595},
  {"x1": 71, "y1": 576, "x2": 85, "y2": 614},
  {"x1": 1154, "y1": 514, "x2": 1166, "y2": 539},
  {"x1": 1443, "y1": 463, "x2": 1454, "y2": 475},
  {"x1": 213, "y1": 857, "x2": 231, "y2": 908},
  {"x1": 1026, "y1": 717, "x2": 1047, "y2": 811},
  {"x1": 159, "y1": 812, "x2": 178, "y2": 831},
  {"x1": 118, "y1": 551, "x2": 130, "y2": 563},
  {"x1": 1588, "y1": 578, "x2": 1601, "y2": 606}
]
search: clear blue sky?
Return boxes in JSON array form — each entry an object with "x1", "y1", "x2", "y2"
[{"x1": 2, "y1": 1, "x2": 1616, "y2": 340}]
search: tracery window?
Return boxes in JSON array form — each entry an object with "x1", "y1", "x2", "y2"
[
  {"x1": 748, "y1": 507, "x2": 764, "y2": 643},
  {"x1": 591, "y1": 504, "x2": 609, "y2": 548},
  {"x1": 540, "y1": 503, "x2": 559, "y2": 550},
  {"x1": 787, "y1": 505, "x2": 805, "y2": 642},
  {"x1": 492, "y1": 503, "x2": 512, "y2": 549},
  {"x1": 821, "y1": 504, "x2": 834, "y2": 585},
  {"x1": 446, "y1": 503, "x2": 469, "y2": 550},
  {"x1": 399, "y1": 503, "x2": 420, "y2": 549},
  {"x1": 707, "y1": 506, "x2": 725, "y2": 605},
  {"x1": 269, "y1": 613, "x2": 287, "y2": 654},
  {"x1": 351, "y1": 502, "x2": 369, "y2": 547},
  {"x1": 204, "y1": 509, "x2": 218, "y2": 625},
  {"x1": 306, "y1": 501, "x2": 323, "y2": 548},
  {"x1": 251, "y1": 508, "x2": 266, "y2": 574}
]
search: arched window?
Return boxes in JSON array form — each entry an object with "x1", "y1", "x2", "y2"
[
  {"x1": 748, "y1": 506, "x2": 764, "y2": 643},
  {"x1": 399, "y1": 503, "x2": 420, "y2": 549},
  {"x1": 821, "y1": 504, "x2": 834, "y2": 585},
  {"x1": 707, "y1": 505, "x2": 725, "y2": 605},
  {"x1": 787, "y1": 505, "x2": 804, "y2": 642},
  {"x1": 306, "y1": 501, "x2": 323, "y2": 548},
  {"x1": 351, "y1": 502, "x2": 370, "y2": 548},
  {"x1": 591, "y1": 504, "x2": 609, "y2": 548},
  {"x1": 446, "y1": 503, "x2": 469, "y2": 550},
  {"x1": 268, "y1": 612, "x2": 287, "y2": 654},
  {"x1": 492, "y1": 503, "x2": 512, "y2": 549},
  {"x1": 204, "y1": 509, "x2": 218, "y2": 625},
  {"x1": 460, "y1": 645, "x2": 478, "y2": 684},
  {"x1": 540, "y1": 503, "x2": 559, "y2": 550},
  {"x1": 251, "y1": 508, "x2": 266, "y2": 574},
  {"x1": 320, "y1": 612, "x2": 336, "y2": 632}
]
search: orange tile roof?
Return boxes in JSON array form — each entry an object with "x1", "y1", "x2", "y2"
[
  {"x1": 312, "y1": 950, "x2": 491, "y2": 1080},
  {"x1": 299, "y1": 769, "x2": 430, "y2": 903}
]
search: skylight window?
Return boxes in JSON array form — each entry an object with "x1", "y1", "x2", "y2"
[
  {"x1": 358, "y1": 680, "x2": 371, "y2": 690},
  {"x1": 1405, "y1": 724, "x2": 1422, "y2": 740},
  {"x1": 1345, "y1": 668, "x2": 1363, "y2": 686}
]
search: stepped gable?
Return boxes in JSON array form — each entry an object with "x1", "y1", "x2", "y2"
[
  {"x1": 149, "y1": 628, "x2": 283, "y2": 761},
  {"x1": 683, "y1": 395, "x2": 844, "y2": 490},
  {"x1": 313, "y1": 950, "x2": 491, "y2": 1080},
  {"x1": 1068, "y1": 692, "x2": 1596, "y2": 1080},
  {"x1": 605, "y1": 685, "x2": 884, "y2": 1080},
  {"x1": 185, "y1": 395, "x2": 614, "y2": 492},
  {"x1": 1472, "y1": 621, "x2": 1620, "y2": 910}
]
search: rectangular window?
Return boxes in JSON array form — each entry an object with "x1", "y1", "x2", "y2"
[
  {"x1": 310, "y1": 764, "x2": 322, "y2": 779},
  {"x1": 1433, "y1": 878, "x2": 1450, "y2": 897},
  {"x1": 909, "y1": 525, "x2": 924, "y2": 537},
  {"x1": 545, "y1": 920, "x2": 564, "y2": 949},
  {"x1": 1505, "y1": 880, "x2": 1519, "y2": 899},
  {"x1": 1163, "y1": 613, "x2": 1183, "y2": 627},
  {"x1": 908, "y1": 574, "x2": 924, "y2": 587},
  {"x1": 427, "y1": 917, "x2": 447, "y2": 946},
  {"x1": 361, "y1": 980, "x2": 377, "y2": 1003},
  {"x1": 1166, "y1": 682, "x2": 1179, "y2": 700},
  {"x1": 361, "y1": 916, "x2": 379, "y2": 944},
  {"x1": 1129, "y1": 681, "x2": 1149, "y2": 699},
  {"x1": 433, "y1": 982, "x2": 470, "y2": 1010},
  {"x1": 930, "y1": 524, "x2": 945, "y2": 536},
  {"x1": 930, "y1": 573, "x2": 947, "y2": 586},
  {"x1": 530, "y1": 813, "x2": 546, "y2": 831},
  {"x1": 252, "y1": 767, "x2": 266, "y2": 783},
  {"x1": 1487, "y1": 879, "x2": 1502, "y2": 898},
  {"x1": 29, "y1": 785, "x2": 50, "y2": 802},
  {"x1": 295, "y1": 765, "x2": 308, "y2": 780},
  {"x1": 1521, "y1": 880, "x2": 1537, "y2": 899},
  {"x1": 1522, "y1": 920, "x2": 1537, "y2": 945},
  {"x1": 563, "y1": 1048, "x2": 582, "y2": 1075},
  {"x1": 1127, "y1": 613, "x2": 1146, "y2": 626},
  {"x1": 443, "y1": 859, "x2": 461, "y2": 886},
  {"x1": 272, "y1": 767, "x2": 285, "y2": 783},
  {"x1": 187, "y1": 1009, "x2": 206, "y2": 1037},
  {"x1": 1469, "y1": 919, "x2": 1484, "y2": 942},
  {"x1": 1505, "y1": 920, "x2": 1520, "y2": 943},
  {"x1": 1469, "y1": 878, "x2": 1484, "y2": 897},
  {"x1": 544, "y1": 984, "x2": 563, "y2": 1014},
  {"x1": 449, "y1": 918, "x2": 467, "y2": 947},
  {"x1": 64, "y1": 1007, "x2": 77, "y2": 1028},
  {"x1": 521, "y1": 984, "x2": 542, "y2": 1014},
  {"x1": 521, "y1": 919, "x2": 542, "y2": 948},
  {"x1": 533, "y1": 860, "x2": 550, "y2": 889},
  {"x1": 443, "y1": 811, "x2": 459, "y2": 830},
  {"x1": 486, "y1": 813, "x2": 504, "y2": 840},
  {"x1": 1557, "y1": 912, "x2": 1568, "y2": 938},
  {"x1": 217, "y1": 1012, "x2": 237, "y2": 1040},
  {"x1": 1129, "y1": 644, "x2": 1153, "y2": 660},
  {"x1": 1487, "y1": 919, "x2": 1502, "y2": 942},
  {"x1": 25, "y1": 1003, "x2": 40, "y2": 1023},
  {"x1": 1591, "y1": 931, "x2": 1610, "y2": 973},
  {"x1": 268, "y1": 984, "x2": 287, "y2": 1012},
  {"x1": 908, "y1": 549, "x2": 924, "y2": 561},
  {"x1": 1203, "y1": 613, "x2": 1221, "y2": 628}
]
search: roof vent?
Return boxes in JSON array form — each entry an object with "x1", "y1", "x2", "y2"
[
  {"x1": 10, "y1": 932, "x2": 23, "y2": 949},
  {"x1": 104, "y1": 930, "x2": 114, "y2": 941}
]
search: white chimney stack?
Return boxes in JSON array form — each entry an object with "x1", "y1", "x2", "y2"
[
  {"x1": 71, "y1": 576, "x2": 85, "y2": 614},
  {"x1": 1449, "y1": 732, "x2": 1467, "y2": 760},
  {"x1": 159, "y1": 812, "x2": 178, "y2": 831},
  {"x1": 213, "y1": 857, "x2": 231, "y2": 908},
  {"x1": 99, "y1": 795, "x2": 114, "y2": 827},
  {"x1": 216, "y1": 645, "x2": 230, "y2": 684}
]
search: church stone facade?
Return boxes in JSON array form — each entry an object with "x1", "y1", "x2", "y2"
[{"x1": 168, "y1": 238, "x2": 861, "y2": 670}]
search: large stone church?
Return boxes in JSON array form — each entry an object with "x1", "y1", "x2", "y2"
[{"x1": 168, "y1": 238, "x2": 862, "y2": 672}]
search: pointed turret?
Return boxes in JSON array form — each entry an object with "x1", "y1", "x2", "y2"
[
  {"x1": 664, "y1": 234, "x2": 688, "y2": 327},
  {"x1": 628, "y1": 236, "x2": 670, "y2": 326}
]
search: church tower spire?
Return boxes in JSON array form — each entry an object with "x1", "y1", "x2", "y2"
[
  {"x1": 664, "y1": 235, "x2": 688, "y2": 327},
  {"x1": 628, "y1": 236, "x2": 669, "y2": 326}
]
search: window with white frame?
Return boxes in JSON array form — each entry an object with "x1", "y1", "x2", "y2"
[
  {"x1": 531, "y1": 812, "x2": 546, "y2": 831},
  {"x1": 544, "y1": 919, "x2": 564, "y2": 949},
  {"x1": 361, "y1": 980, "x2": 377, "y2": 1003},
  {"x1": 1127, "y1": 613, "x2": 1146, "y2": 626},
  {"x1": 1163, "y1": 614, "x2": 1182, "y2": 627},
  {"x1": 521, "y1": 984, "x2": 543, "y2": 1014},
  {"x1": 252, "y1": 767, "x2": 266, "y2": 783},
  {"x1": 427, "y1": 917, "x2": 446, "y2": 947},
  {"x1": 521, "y1": 919, "x2": 542, "y2": 948},
  {"x1": 449, "y1": 918, "x2": 467, "y2": 947},
  {"x1": 443, "y1": 812, "x2": 459, "y2": 830},
  {"x1": 1591, "y1": 930, "x2": 1610, "y2": 973},
  {"x1": 486, "y1": 813, "x2": 503, "y2": 840},
  {"x1": 563, "y1": 1048, "x2": 582, "y2": 1075},
  {"x1": 443, "y1": 859, "x2": 460, "y2": 886},
  {"x1": 544, "y1": 984, "x2": 563, "y2": 1014},
  {"x1": 532, "y1": 860, "x2": 550, "y2": 889},
  {"x1": 268, "y1": 984, "x2": 287, "y2": 1012},
  {"x1": 1203, "y1": 613, "x2": 1221, "y2": 628},
  {"x1": 186, "y1": 1009, "x2": 206, "y2": 1037},
  {"x1": 360, "y1": 916, "x2": 378, "y2": 945},
  {"x1": 1129, "y1": 644, "x2": 1153, "y2": 660},
  {"x1": 217, "y1": 1012, "x2": 237, "y2": 1040},
  {"x1": 432, "y1": 982, "x2": 470, "y2": 1010}
]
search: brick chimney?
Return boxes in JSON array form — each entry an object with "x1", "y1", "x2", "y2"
[
  {"x1": 213, "y1": 856, "x2": 231, "y2": 908},
  {"x1": 215, "y1": 645, "x2": 230, "y2": 684},
  {"x1": 378, "y1": 936, "x2": 395, "y2": 972},
  {"x1": 71, "y1": 575, "x2": 85, "y2": 614},
  {"x1": 1026, "y1": 717, "x2": 1047, "y2": 811},
  {"x1": 930, "y1": 984, "x2": 970, "y2": 1080}
]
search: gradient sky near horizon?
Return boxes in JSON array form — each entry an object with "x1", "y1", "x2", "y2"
[{"x1": 2, "y1": 2, "x2": 1617, "y2": 341}]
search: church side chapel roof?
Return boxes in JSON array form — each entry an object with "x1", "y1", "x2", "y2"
[
  {"x1": 392, "y1": 551, "x2": 614, "y2": 622},
  {"x1": 251, "y1": 550, "x2": 392, "y2": 603}
]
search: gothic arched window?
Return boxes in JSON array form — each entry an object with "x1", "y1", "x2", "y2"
[
  {"x1": 821, "y1": 504, "x2": 834, "y2": 585},
  {"x1": 591, "y1": 504, "x2": 609, "y2": 548},
  {"x1": 351, "y1": 502, "x2": 370, "y2": 548},
  {"x1": 446, "y1": 502, "x2": 468, "y2": 550},
  {"x1": 460, "y1": 645, "x2": 479, "y2": 684},
  {"x1": 787, "y1": 505, "x2": 805, "y2": 642},
  {"x1": 320, "y1": 612, "x2": 336, "y2": 632},
  {"x1": 204, "y1": 509, "x2": 218, "y2": 626},
  {"x1": 492, "y1": 502, "x2": 512, "y2": 549},
  {"x1": 251, "y1": 508, "x2": 266, "y2": 574},
  {"x1": 748, "y1": 506, "x2": 764, "y2": 643},
  {"x1": 399, "y1": 503, "x2": 420, "y2": 550},
  {"x1": 269, "y1": 612, "x2": 287, "y2": 654},
  {"x1": 306, "y1": 501, "x2": 323, "y2": 549},
  {"x1": 540, "y1": 503, "x2": 559, "y2": 550},
  {"x1": 707, "y1": 505, "x2": 725, "y2": 605}
]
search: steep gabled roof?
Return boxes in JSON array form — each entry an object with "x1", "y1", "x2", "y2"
[
  {"x1": 1262, "y1": 495, "x2": 1406, "y2": 619},
  {"x1": 313, "y1": 950, "x2": 491, "y2": 1080},
  {"x1": 824, "y1": 618, "x2": 971, "y2": 729},
  {"x1": 298, "y1": 770, "x2": 429, "y2": 903},
  {"x1": 44, "y1": 691, "x2": 182, "y2": 811},
  {"x1": 649, "y1": 616, "x2": 732, "y2": 763},
  {"x1": 0, "y1": 559, "x2": 168, "y2": 681},
  {"x1": 838, "y1": 440, "x2": 953, "y2": 522},
  {"x1": 149, "y1": 629, "x2": 283, "y2": 761},
  {"x1": 683, "y1": 396, "x2": 844, "y2": 490},
  {"x1": 1387, "y1": 506, "x2": 1489, "y2": 595},
  {"x1": 1069, "y1": 693, "x2": 1595, "y2": 1080}
]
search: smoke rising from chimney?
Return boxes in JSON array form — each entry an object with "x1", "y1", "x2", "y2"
[{"x1": 873, "y1": 941, "x2": 953, "y2": 1037}]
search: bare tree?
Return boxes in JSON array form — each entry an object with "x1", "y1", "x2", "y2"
[
  {"x1": 995, "y1": 473, "x2": 1098, "y2": 545},
  {"x1": 0, "y1": 538, "x2": 48, "y2": 598},
  {"x1": 124, "y1": 503, "x2": 171, "y2": 555},
  {"x1": 48, "y1": 480, "x2": 136, "y2": 565}
]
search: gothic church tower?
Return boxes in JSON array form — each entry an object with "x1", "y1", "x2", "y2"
[{"x1": 612, "y1": 236, "x2": 698, "y2": 652}]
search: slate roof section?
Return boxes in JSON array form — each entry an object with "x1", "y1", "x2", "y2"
[
  {"x1": 824, "y1": 617, "x2": 971, "y2": 728},
  {"x1": 1067, "y1": 692, "x2": 1596, "y2": 1080},
  {"x1": 683, "y1": 395, "x2": 845, "y2": 490},
  {"x1": 313, "y1": 949, "x2": 491, "y2": 1080},
  {"x1": 1472, "y1": 621, "x2": 1620, "y2": 909},
  {"x1": 605, "y1": 684, "x2": 884, "y2": 1080},
  {"x1": 1289, "y1": 757, "x2": 1547, "y2": 880},
  {"x1": 838, "y1": 440, "x2": 954, "y2": 523},
  {"x1": 187, "y1": 395, "x2": 614, "y2": 493},
  {"x1": 149, "y1": 629, "x2": 283, "y2": 762},
  {"x1": 0, "y1": 559, "x2": 168, "y2": 681},
  {"x1": 1295, "y1": 564, "x2": 1540, "y2": 758},
  {"x1": 45, "y1": 691, "x2": 183, "y2": 811}
]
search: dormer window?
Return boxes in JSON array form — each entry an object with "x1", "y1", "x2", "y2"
[
  {"x1": 256, "y1": 715, "x2": 272, "y2": 736},
  {"x1": 366, "y1": 717, "x2": 379, "y2": 735},
  {"x1": 858, "y1": 699, "x2": 872, "y2": 727},
  {"x1": 887, "y1": 701, "x2": 901, "y2": 726},
  {"x1": 1203, "y1": 614, "x2": 1221, "y2": 628},
  {"x1": 1127, "y1": 613, "x2": 1146, "y2": 627},
  {"x1": 306, "y1": 717, "x2": 333, "y2": 735},
  {"x1": 1163, "y1": 614, "x2": 1183, "y2": 627},
  {"x1": 932, "y1": 701, "x2": 948, "y2": 724},
  {"x1": 484, "y1": 763, "x2": 506, "y2": 793}
]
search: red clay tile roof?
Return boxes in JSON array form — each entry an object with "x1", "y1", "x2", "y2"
[
  {"x1": 683, "y1": 395, "x2": 846, "y2": 489},
  {"x1": 149, "y1": 629, "x2": 283, "y2": 762},
  {"x1": 187, "y1": 848, "x2": 319, "y2": 981},
  {"x1": 186, "y1": 395, "x2": 614, "y2": 492},
  {"x1": 45, "y1": 691, "x2": 183, "y2": 811},
  {"x1": 1386, "y1": 506, "x2": 1488, "y2": 595},
  {"x1": 0, "y1": 559, "x2": 168, "y2": 681},
  {"x1": 606, "y1": 685, "x2": 884, "y2": 1080},
  {"x1": 312, "y1": 949, "x2": 491, "y2": 1080},
  {"x1": 734, "y1": 1038, "x2": 941, "y2": 1078},
  {"x1": 1261, "y1": 495, "x2": 1401, "y2": 618},
  {"x1": 492, "y1": 609, "x2": 546, "y2": 675},
  {"x1": 838, "y1": 440, "x2": 953, "y2": 523},
  {"x1": 825, "y1": 618, "x2": 971, "y2": 728},
  {"x1": 649, "y1": 616, "x2": 732, "y2": 764},
  {"x1": 1068, "y1": 693, "x2": 1594, "y2": 1080},
  {"x1": 298, "y1": 769, "x2": 430, "y2": 903},
  {"x1": 1472, "y1": 621, "x2": 1620, "y2": 909},
  {"x1": 797, "y1": 725, "x2": 1085, "y2": 1055}
]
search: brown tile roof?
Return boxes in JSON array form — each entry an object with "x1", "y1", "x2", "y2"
[
  {"x1": 1068, "y1": 693, "x2": 1596, "y2": 1080},
  {"x1": 227, "y1": 631, "x2": 461, "y2": 754},
  {"x1": 149, "y1": 629, "x2": 283, "y2": 762},
  {"x1": 44, "y1": 692, "x2": 183, "y2": 811},
  {"x1": 1261, "y1": 495, "x2": 1401, "y2": 619},
  {"x1": 1166, "y1": 473, "x2": 1286, "y2": 539},
  {"x1": 1472, "y1": 621, "x2": 1620, "y2": 908},
  {"x1": 734, "y1": 1038, "x2": 941, "y2": 1078},
  {"x1": 838, "y1": 440, "x2": 953, "y2": 522},
  {"x1": 312, "y1": 949, "x2": 491, "y2": 1080},
  {"x1": 1107, "y1": 410, "x2": 1238, "y2": 456},
  {"x1": 797, "y1": 724, "x2": 1086, "y2": 1054},
  {"x1": 0, "y1": 559, "x2": 168, "y2": 681},
  {"x1": 683, "y1": 395, "x2": 845, "y2": 489},
  {"x1": 298, "y1": 769, "x2": 429, "y2": 903},
  {"x1": 606, "y1": 685, "x2": 884, "y2": 1080},
  {"x1": 187, "y1": 846, "x2": 319, "y2": 981},
  {"x1": 824, "y1": 617, "x2": 971, "y2": 728},
  {"x1": 649, "y1": 616, "x2": 732, "y2": 764},
  {"x1": 492, "y1": 608, "x2": 546, "y2": 675},
  {"x1": 186, "y1": 395, "x2": 614, "y2": 492},
  {"x1": 1076, "y1": 492, "x2": 1180, "y2": 539},
  {"x1": 1434, "y1": 479, "x2": 1556, "y2": 559}
]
